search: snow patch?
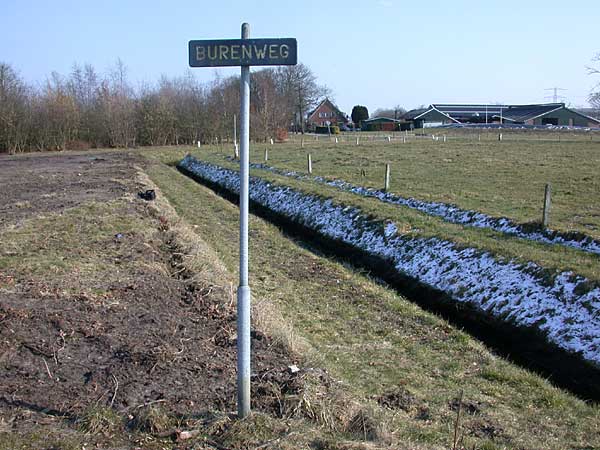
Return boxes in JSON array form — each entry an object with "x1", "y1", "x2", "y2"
[
  {"x1": 179, "y1": 155, "x2": 600, "y2": 368},
  {"x1": 244, "y1": 160, "x2": 600, "y2": 256}
]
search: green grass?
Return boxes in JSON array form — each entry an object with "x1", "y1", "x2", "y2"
[
  {"x1": 186, "y1": 131, "x2": 600, "y2": 240},
  {"x1": 144, "y1": 155, "x2": 600, "y2": 450},
  {"x1": 0, "y1": 199, "x2": 153, "y2": 288},
  {"x1": 144, "y1": 145, "x2": 600, "y2": 284}
]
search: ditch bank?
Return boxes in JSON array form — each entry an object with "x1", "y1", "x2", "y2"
[
  {"x1": 178, "y1": 155, "x2": 600, "y2": 400},
  {"x1": 243, "y1": 160, "x2": 600, "y2": 256}
]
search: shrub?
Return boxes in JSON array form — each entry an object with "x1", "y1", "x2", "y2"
[
  {"x1": 275, "y1": 128, "x2": 289, "y2": 142},
  {"x1": 315, "y1": 126, "x2": 340, "y2": 135}
]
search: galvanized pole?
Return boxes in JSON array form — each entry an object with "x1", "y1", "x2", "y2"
[{"x1": 237, "y1": 22, "x2": 251, "y2": 418}]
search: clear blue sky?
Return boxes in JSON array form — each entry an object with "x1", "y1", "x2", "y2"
[{"x1": 2, "y1": 0, "x2": 599, "y2": 114}]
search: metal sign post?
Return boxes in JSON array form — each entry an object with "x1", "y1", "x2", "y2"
[
  {"x1": 237, "y1": 22, "x2": 251, "y2": 418},
  {"x1": 189, "y1": 24, "x2": 297, "y2": 418}
]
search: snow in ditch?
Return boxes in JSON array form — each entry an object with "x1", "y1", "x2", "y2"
[
  {"x1": 243, "y1": 161, "x2": 600, "y2": 256},
  {"x1": 179, "y1": 155, "x2": 600, "y2": 368}
]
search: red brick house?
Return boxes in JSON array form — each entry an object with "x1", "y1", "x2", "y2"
[{"x1": 306, "y1": 98, "x2": 348, "y2": 129}]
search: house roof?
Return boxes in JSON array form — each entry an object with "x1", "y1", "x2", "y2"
[
  {"x1": 307, "y1": 98, "x2": 346, "y2": 121},
  {"x1": 492, "y1": 103, "x2": 564, "y2": 122},
  {"x1": 403, "y1": 106, "x2": 461, "y2": 123},
  {"x1": 403, "y1": 103, "x2": 600, "y2": 125},
  {"x1": 432, "y1": 104, "x2": 510, "y2": 121},
  {"x1": 362, "y1": 117, "x2": 401, "y2": 123}
]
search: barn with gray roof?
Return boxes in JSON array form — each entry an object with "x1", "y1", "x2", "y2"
[{"x1": 403, "y1": 103, "x2": 600, "y2": 128}]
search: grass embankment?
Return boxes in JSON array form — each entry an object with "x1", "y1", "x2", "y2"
[
  {"x1": 151, "y1": 146, "x2": 600, "y2": 284},
  {"x1": 144, "y1": 150, "x2": 600, "y2": 449},
  {"x1": 218, "y1": 133, "x2": 600, "y2": 240}
]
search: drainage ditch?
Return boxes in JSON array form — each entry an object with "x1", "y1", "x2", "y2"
[{"x1": 177, "y1": 163, "x2": 600, "y2": 402}]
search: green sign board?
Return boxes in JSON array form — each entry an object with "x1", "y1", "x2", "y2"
[{"x1": 189, "y1": 38, "x2": 297, "y2": 67}]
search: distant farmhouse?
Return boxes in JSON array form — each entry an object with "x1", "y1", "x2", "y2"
[
  {"x1": 306, "y1": 98, "x2": 348, "y2": 130},
  {"x1": 403, "y1": 103, "x2": 600, "y2": 128}
]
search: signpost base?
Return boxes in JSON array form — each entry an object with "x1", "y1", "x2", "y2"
[{"x1": 237, "y1": 285, "x2": 251, "y2": 417}]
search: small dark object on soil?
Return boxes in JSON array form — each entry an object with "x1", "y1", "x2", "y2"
[
  {"x1": 377, "y1": 388, "x2": 418, "y2": 411},
  {"x1": 138, "y1": 190, "x2": 156, "y2": 201},
  {"x1": 449, "y1": 397, "x2": 482, "y2": 415}
]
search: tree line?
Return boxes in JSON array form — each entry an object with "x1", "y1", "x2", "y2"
[{"x1": 0, "y1": 60, "x2": 328, "y2": 154}]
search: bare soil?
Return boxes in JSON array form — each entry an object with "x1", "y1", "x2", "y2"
[
  {"x1": 0, "y1": 152, "x2": 134, "y2": 228},
  {"x1": 0, "y1": 151, "x2": 305, "y2": 444}
]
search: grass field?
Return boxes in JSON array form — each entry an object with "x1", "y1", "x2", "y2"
[
  {"x1": 144, "y1": 148, "x2": 600, "y2": 449},
  {"x1": 166, "y1": 140, "x2": 600, "y2": 285},
  {"x1": 2, "y1": 147, "x2": 599, "y2": 449},
  {"x1": 216, "y1": 131, "x2": 600, "y2": 240}
]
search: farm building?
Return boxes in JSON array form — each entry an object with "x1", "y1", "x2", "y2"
[
  {"x1": 360, "y1": 117, "x2": 401, "y2": 131},
  {"x1": 306, "y1": 98, "x2": 348, "y2": 129},
  {"x1": 403, "y1": 103, "x2": 600, "y2": 128}
]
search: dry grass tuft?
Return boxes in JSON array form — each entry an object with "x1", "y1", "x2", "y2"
[
  {"x1": 128, "y1": 405, "x2": 173, "y2": 434},
  {"x1": 253, "y1": 297, "x2": 314, "y2": 358},
  {"x1": 78, "y1": 406, "x2": 121, "y2": 435},
  {"x1": 345, "y1": 408, "x2": 382, "y2": 442}
]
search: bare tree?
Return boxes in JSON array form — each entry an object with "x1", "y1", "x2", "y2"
[
  {"x1": 250, "y1": 69, "x2": 290, "y2": 141},
  {"x1": 1, "y1": 59, "x2": 331, "y2": 152},
  {"x1": 67, "y1": 63, "x2": 101, "y2": 145},
  {"x1": 588, "y1": 53, "x2": 600, "y2": 117},
  {"x1": 372, "y1": 105, "x2": 407, "y2": 120},
  {"x1": 276, "y1": 63, "x2": 329, "y2": 133},
  {"x1": 175, "y1": 71, "x2": 207, "y2": 145},
  {"x1": 41, "y1": 72, "x2": 80, "y2": 150},
  {"x1": 0, "y1": 63, "x2": 31, "y2": 153},
  {"x1": 96, "y1": 59, "x2": 137, "y2": 147}
]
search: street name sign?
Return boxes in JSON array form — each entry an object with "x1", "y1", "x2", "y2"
[
  {"x1": 189, "y1": 38, "x2": 297, "y2": 67},
  {"x1": 188, "y1": 24, "x2": 297, "y2": 419}
]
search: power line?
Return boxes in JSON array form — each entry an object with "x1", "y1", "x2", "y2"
[{"x1": 544, "y1": 87, "x2": 567, "y2": 103}]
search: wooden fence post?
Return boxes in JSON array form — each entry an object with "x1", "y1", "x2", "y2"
[
  {"x1": 264, "y1": 148, "x2": 268, "y2": 162},
  {"x1": 384, "y1": 163, "x2": 390, "y2": 191},
  {"x1": 307, "y1": 153, "x2": 312, "y2": 174},
  {"x1": 542, "y1": 183, "x2": 551, "y2": 228}
]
